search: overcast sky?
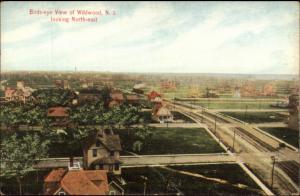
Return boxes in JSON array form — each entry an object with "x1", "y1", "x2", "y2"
[{"x1": 1, "y1": 1, "x2": 299, "y2": 74}]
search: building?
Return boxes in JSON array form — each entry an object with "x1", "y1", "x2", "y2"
[
  {"x1": 233, "y1": 86, "x2": 241, "y2": 98},
  {"x1": 288, "y1": 93, "x2": 299, "y2": 131},
  {"x1": 126, "y1": 94, "x2": 139, "y2": 105},
  {"x1": 47, "y1": 107, "x2": 70, "y2": 126},
  {"x1": 109, "y1": 92, "x2": 124, "y2": 106},
  {"x1": 83, "y1": 129, "x2": 122, "y2": 175},
  {"x1": 147, "y1": 91, "x2": 161, "y2": 101},
  {"x1": 78, "y1": 88, "x2": 102, "y2": 103},
  {"x1": 43, "y1": 165, "x2": 110, "y2": 195},
  {"x1": 16, "y1": 81, "x2": 25, "y2": 90},
  {"x1": 152, "y1": 105, "x2": 173, "y2": 123},
  {"x1": 4, "y1": 84, "x2": 34, "y2": 103},
  {"x1": 261, "y1": 83, "x2": 275, "y2": 96}
]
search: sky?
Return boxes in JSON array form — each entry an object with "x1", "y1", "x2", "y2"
[{"x1": 1, "y1": 1, "x2": 299, "y2": 74}]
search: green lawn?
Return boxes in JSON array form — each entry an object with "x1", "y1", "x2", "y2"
[
  {"x1": 259, "y1": 127, "x2": 299, "y2": 148},
  {"x1": 122, "y1": 165, "x2": 262, "y2": 195},
  {"x1": 115, "y1": 127, "x2": 224, "y2": 155},
  {"x1": 221, "y1": 112, "x2": 287, "y2": 123},
  {"x1": 191, "y1": 101, "x2": 275, "y2": 109}
]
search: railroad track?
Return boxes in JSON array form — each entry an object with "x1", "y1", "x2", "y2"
[
  {"x1": 233, "y1": 127, "x2": 276, "y2": 152},
  {"x1": 277, "y1": 161, "x2": 300, "y2": 186}
]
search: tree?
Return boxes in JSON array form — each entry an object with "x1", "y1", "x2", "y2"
[{"x1": 0, "y1": 134, "x2": 49, "y2": 195}]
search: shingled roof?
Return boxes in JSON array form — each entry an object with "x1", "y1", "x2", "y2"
[
  {"x1": 100, "y1": 135, "x2": 122, "y2": 151},
  {"x1": 44, "y1": 169, "x2": 109, "y2": 195},
  {"x1": 47, "y1": 107, "x2": 70, "y2": 117}
]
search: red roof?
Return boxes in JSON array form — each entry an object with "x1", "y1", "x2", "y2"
[
  {"x1": 47, "y1": 107, "x2": 69, "y2": 117},
  {"x1": 110, "y1": 93, "x2": 124, "y2": 101},
  {"x1": 5, "y1": 88, "x2": 16, "y2": 97},
  {"x1": 44, "y1": 168, "x2": 67, "y2": 182},
  {"x1": 148, "y1": 91, "x2": 161, "y2": 100},
  {"x1": 44, "y1": 169, "x2": 109, "y2": 195}
]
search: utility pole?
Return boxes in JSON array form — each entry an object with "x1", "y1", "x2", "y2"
[
  {"x1": 232, "y1": 129, "x2": 236, "y2": 152},
  {"x1": 214, "y1": 116, "x2": 217, "y2": 134},
  {"x1": 244, "y1": 104, "x2": 248, "y2": 124},
  {"x1": 271, "y1": 156, "x2": 276, "y2": 189}
]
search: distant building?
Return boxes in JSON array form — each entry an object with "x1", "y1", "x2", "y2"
[
  {"x1": 152, "y1": 106, "x2": 173, "y2": 123},
  {"x1": 43, "y1": 166, "x2": 109, "y2": 195},
  {"x1": 233, "y1": 87, "x2": 241, "y2": 98},
  {"x1": 148, "y1": 91, "x2": 161, "y2": 101},
  {"x1": 47, "y1": 107, "x2": 70, "y2": 126},
  {"x1": 4, "y1": 82, "x2": 34, "y2": 103},
  {"x1": 160, "y1": 81, "x2": 176, "y2": 89},
  {"x1": 261, "y1": 83, "x2": 275, "y2": 96},
  {"x1": 78, "y1": 88, "x2": 102, "y2": 103},
  {"x1": 110, "y1": 92, "x2": 124, "y2": 106},
  {"x1": 16, "y1": 81, "x2": 25, "y2": 90},
  {"x1": 126, "y1": 94, "x2": 139, "y2": 105},
  {"x1": 54, "y1": 80, "x2": 63, "y2": 89},
  {"x1": 63, "y1": 80, "x2": 70, "y2": 89},
  {"x1": 288, "y1": 93, "x2": 299, "y2": 131},
  {"x1": 83, "y1": 129, "x2": 122, "y2": 175}
]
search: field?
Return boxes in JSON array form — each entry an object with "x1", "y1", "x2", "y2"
[
  {"x1": 115, "y1": 127, "x2": 225, "y2": 155},
  {"x1": 221, "y1": 112, "x2": 287, "y2": 123},
  {"x1": 189, "y1": 101, "x2": 276, "y2": 109},
  {"x1": 259, "y1": 127, "x2": 299, "y2": 148},
  {"x1": 121, "y1": 164, "x2": 262, "y2": 195}
]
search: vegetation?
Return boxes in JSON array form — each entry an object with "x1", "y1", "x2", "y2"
[
  {"x1": 122, "y1": 165, "x2": 262, "y2": 195},
  {"x1": 115, "y1": 127, "x2": 224, "y2": 155},
  {"x1": 222, "y1": 112, "x2": 287, "y2": 123},
  {"x1": 0, "y1": 134, "x2": 50, "y2": 195},
  {"x1": 259, "y1": 127, "x2": 299, "y2": 148}
]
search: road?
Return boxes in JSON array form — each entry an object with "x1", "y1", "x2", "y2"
[
  {"x1": 33, "y1": 153, "x2": 235, "y2": 169},
  {"x1": 166, "y1": 100, "x2": 299, "y2": 195}
]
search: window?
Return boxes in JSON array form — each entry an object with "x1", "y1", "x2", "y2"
[
  {"x1": 96, "y1": 140, "x2": 101, "y2": 147},
  {"x1": 99, "y1": 164, "x2": 104, "y2": 170},
  {"x1": 109, "y1": 190, "x2": 116, "y2": 195},
  {"x1": 58, "y1": 191, "x2": 66, "y2": 195},
  {"x1": 92, "y1": 149, "x2": 97, "y2": 157},
  {"x1": 110, "y1": 151, "x2": 114, "y2": 156},
  {"x1": 115, "y1": 164, "x2": 119, "y2": 171}
]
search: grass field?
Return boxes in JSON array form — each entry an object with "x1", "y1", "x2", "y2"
[
  {"x1": 190, "y1": 101, "x2": 275, "y2": 109},
  {"x1": 221, "y1": 112, "x2": 287, "y2": 123},
  {"x1": 115, "y1": 127, "x2": 224, "y2": 155},
  {"x1": 122, "y1": 164, "x2": 262, "y2": 195},
  {"x1": 259, "y1": 127, "x2": 299, "y2": 148}
]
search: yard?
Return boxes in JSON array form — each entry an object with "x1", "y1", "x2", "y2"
[
  {"x1": 140, "y1": 111, "x2": 195, "y2": 123},
  {"x1": 121, "y1": 164, "x2": 262, "y2": 195},
  {"x1": 221, "y1": 112, "x2": 287, "y2": 123},
  {"x1": 259, "y1": 127, "x2": 299, "y2": 148},
  {"x1": 115, "y1": 127, "x2": 225, "y2": 155}
]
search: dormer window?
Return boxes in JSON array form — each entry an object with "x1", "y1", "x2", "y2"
[
  {"x1": 96, "y1": 140, "x2": 101, "y2": 147},
  {"x1": 110, "y1": 151, "x2": 114, "y2": 156}
]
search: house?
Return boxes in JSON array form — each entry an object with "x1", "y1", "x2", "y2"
[
  {"x1": 110, "y1": 92, "x2": 124, "y2": 104},
  {"x1": 43, "y1": 166, "x2": 109, "y2": 195},
  {"x1": 54, "y1": 80, "x2": 64, "y2": 89},
  {"x1": 4, "y1": 86, "x2": 34, "y2": 103},
  {"x1": 152, "y1": 106, "x2": 173, "y2": 123},
  {"x1": 16, "y1": 81, "x2": 25, "y2": 90},
  {"x1": 233, "y1": 86, "x2": 241, "y2": 98},
  {"x1": 126, "y1": 94, "x2": 139, "y2": 105},
  {"x1": 47, "y1": 107, "x2": 70, "y2": 126},
  {"x1": 108, "y1": 175, "x2": 125, "y2": 195},
  {"x1": 83, "y1": 129, "x2": 122, "y2": 175},
  {"x1": 147, "y1": 91, "x2": 161, "y2": 101},
  {"x1": 4, "y1": 88, "x2": 15, "y2": 101},
  {"x1": 78, "y1": 88, "x2": 102, "y2": 103},
  {"x1": 261, "y1": 83, "x2": 275, "y2": 96}
]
